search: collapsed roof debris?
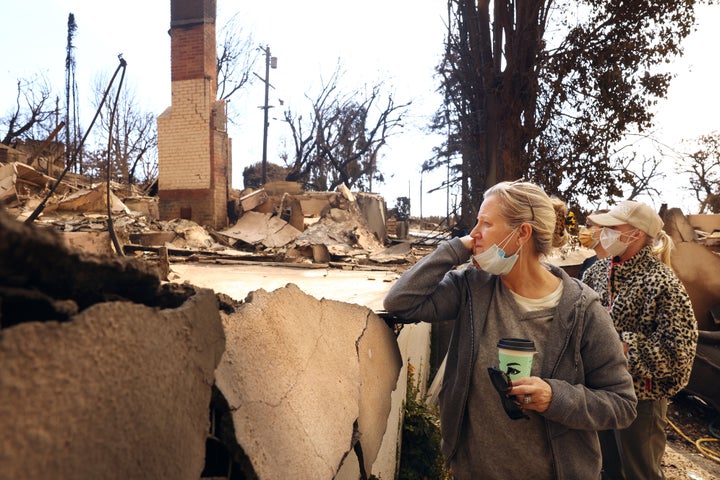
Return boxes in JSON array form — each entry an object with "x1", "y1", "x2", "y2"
[
  {"x1": 0, "y1": 161, "x2": 73, "y2": 205},
  {"x1": 42, "y1": 182, "x2": 129, "y2": 215},
  {"x1": 220, "y1": 210, "x2": 302, "y2": 249},
  {"x1": 0, "y1": 158, "x2": 413, "y2": 267}
]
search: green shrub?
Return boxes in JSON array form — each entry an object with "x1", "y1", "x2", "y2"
[{"x1": 398, "y1": 365, "x2": 451, "y2": 480}]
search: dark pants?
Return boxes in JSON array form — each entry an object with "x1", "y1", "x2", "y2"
[{"x1": 600, "y1": 398, "x2": 668, "y2": 480}]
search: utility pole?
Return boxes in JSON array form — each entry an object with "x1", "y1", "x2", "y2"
[
  {"x1": 446, "y1": 108, "x2": 451, "y2": 228},
  {"x1": 65, "y1": 13, "x2": 78, "y2": 173},
  {"x1": 257, "y1": 45, "x2": 277, "y2": 186},
  {"x1": 419, "y1": 171, "x2": 423, "y2": 221}
]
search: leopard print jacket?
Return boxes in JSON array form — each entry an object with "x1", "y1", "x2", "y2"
[{"x1": 581, "y1": 246, "x2": 698, "y2": 400}]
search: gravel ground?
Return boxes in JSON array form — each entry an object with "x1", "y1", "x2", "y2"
[{"x1": 663, "y1": 393, "x2": 720, "y2": 480}]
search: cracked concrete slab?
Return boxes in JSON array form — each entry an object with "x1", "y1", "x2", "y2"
[
  {"x1": 215, "y1": 284, "x2": 402, "y2": 479},
  {"x1": 354, "y1": 301, "x2": 407, "y2": 475},
  {"x1": 0, "y1": 288, "x2": 225, "y2": 479}
]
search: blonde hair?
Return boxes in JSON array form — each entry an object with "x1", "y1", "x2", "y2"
[
  {"x1": 650, "y1": 230, "x2": 674, "y2": 267},
  {"x1": 484, "y1": 180, "x2": 569, "y2": 256}
]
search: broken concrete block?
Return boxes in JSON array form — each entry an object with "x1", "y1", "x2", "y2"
[
  {"x1": 215, "y1": 284, "x2": 402, "y2": 479},
  {"x1": 368, "y1": 242, "x2": 414, "y2": 264},
  {"x1": 295, "y1": 216, "x2": 385, "y2": 259},
  {"x1": 1, "y1": 196, "x2": 228, "y2": 478},
  {"x1": 62, "y1": 231, "x2": 114, "y2": 256},
  {"x1": 220, "y1": 211, "x2": 301, "y2": 248},
  {"x1": 356, "y1": 192, "x2": 388, "y2": 244},
  {"x1": 278, "y1": 193, "x2": 305, "y2": 232},
  {"x1": 163, "y1": 218, "x2": 215, "y2": 250},
  {"x1": 0, "y1": 162, "x2": 72, "y2": 204},
  {"x1": 239, "y1": 188, "x2": 269, "y2": 212},
  {"x1": 337, "y1": 184, "x2": 355, "y2": 203},
  {"x1": 263, "y1": 181, "x2": 304, "y2": 195},
  {"x1": 123, "y1": 196, "x2": 159, "y2": 220},
  {"x1": 0, "y1": 288, "x2": 225, "y2": 479},
  {"x1": 0, "y1": 208, "x2": 172, "y2": 318},
  {"x1": 312, "y1": 244, "x2": 331, "y2": 263},
  {"x1": 354, "y1": 295, "x2": 407, "y2": 475},
  {"x1": 298, "y1": 194, "x2": 332, "y2": 217}
]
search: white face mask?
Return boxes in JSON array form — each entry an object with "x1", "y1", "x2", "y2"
[
  {"x1": 599, "y1": 227, "x2": 637, "y2": 257},
  {"x1": 472, "y1": 228, "x2": 521, "y2": 275}
]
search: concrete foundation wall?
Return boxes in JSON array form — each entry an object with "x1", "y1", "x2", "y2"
[
  {"x1": 0, "y1": 289, "x2": 225, "y2": 480},
  {"x1": 215, "y1": 284, "x2": 405, "y2": 479},
  {"x1": 374, "y1": 322, "x2": 433, "y2": 479}
]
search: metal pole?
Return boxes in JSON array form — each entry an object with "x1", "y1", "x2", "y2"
[
  {"x1": 261, "y1": 45, "x2": 271, "y2": 185},
  {"x1": 420, "y1": 172, "x2": 423, "y2": 221},
  {"x1": 446, "y1": 107, "x2": 451, "y2": 227}
]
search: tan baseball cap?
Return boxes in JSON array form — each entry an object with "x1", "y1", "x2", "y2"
[{"x1": 588, "y1": 200, "x2": 663, "y2": 238}]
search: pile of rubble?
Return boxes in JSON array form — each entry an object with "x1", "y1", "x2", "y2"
[{"x1": 0, "y1": 158, "x2": 417, "y2": 268}]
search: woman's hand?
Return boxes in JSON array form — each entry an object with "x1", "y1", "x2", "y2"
[
  {"x1": 460, "y1": 234, "x2": 474, "y2": 252},
  {"x1": 509, "y1": 377, "x2": 553, "y2": 413}
]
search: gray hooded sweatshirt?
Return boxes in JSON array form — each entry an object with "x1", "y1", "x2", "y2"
[{"x1": 383, "y1": 238, "x2": 637, "y2": 479}]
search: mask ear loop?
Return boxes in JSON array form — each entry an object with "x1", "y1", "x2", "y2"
[
  {"x1": 496, "y1": 227, "x2": 519, "y2": 253},
  {"x1": 620, "y1": 228, "x2": 642, "y2": 245},
  {"x1": 506, "y1": 222, "x2": 532, "y2": 256}
]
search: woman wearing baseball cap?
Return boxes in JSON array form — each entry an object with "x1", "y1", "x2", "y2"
[{"x1": 581, "y1": 200, "x2": 698, "y2": 480}]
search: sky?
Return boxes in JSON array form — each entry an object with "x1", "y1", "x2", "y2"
[{"x1": 1, "y1": 1, "x2": 719, "y2": 218}]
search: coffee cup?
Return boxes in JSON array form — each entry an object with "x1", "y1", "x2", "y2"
[{"x1": 497, "y1": 338, "x2": 537, "y2": 380}]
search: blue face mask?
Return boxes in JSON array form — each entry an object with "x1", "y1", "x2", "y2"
[{"x1": 472, "y1": 228, "x2": 521, "y2": 276}]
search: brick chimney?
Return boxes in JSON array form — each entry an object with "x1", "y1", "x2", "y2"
[{"x1": 157, "y1": 0, "x2": 230, "y2": 228}]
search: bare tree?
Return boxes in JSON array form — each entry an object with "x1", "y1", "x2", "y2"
[
  {"x1": 281, "y1": 67, "x2": 409, "y2": 191},
  {"x1": 86, "y1": 75, "x2": 158, "y2": 189},
  {"x1": 216, "y1": 13, "x2": 260, "y2": 123},
  {"x1": 618, "y1": 153, "x2": 665, "y2": 201},
  {"x1": 1, "y1": 75, "x2": 55, "y2": 146},
  {"x1": 681, "y1": 132, "x2": 720, "y2": 213}
]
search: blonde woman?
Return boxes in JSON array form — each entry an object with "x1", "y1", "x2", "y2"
[{"x1": 384, "y1": 180, "x2": 636, "y2": 479}]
